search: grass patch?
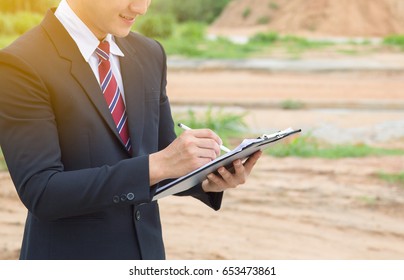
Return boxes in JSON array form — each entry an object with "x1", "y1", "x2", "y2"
[
  {"x1": 266, "y1": 135, "x2": 404, "y2": 158},
  {"x1": 242, "y1": 7, "x2": 252, "y2": 19},
  {"x1": 2, "y1": 18, "x2": 402, "y2": 59},
  {"x1": 358, "y1": 195, "x2": 378, "y2": 206},
  {"x1": 162, "y1": 30, "x2": 260, "y2": 59},
  {"x1": 173, "y1": 107, "x2": 247, "y2": 146},
  {"x1": 0, "y1": 34, "x2": 18, "y2": 49},
  {"x1": 158, "y1": 29, "x2": 404, "y2": 59},
  {"x1": 171, "y1": 109, "x2": 404, "y2": 160},
  {"x1": 269, "y1": 2, "x2": 279, "y2": 10},
  {"x1": 377, "y1": 172, "x2": 404, "y2": 187},
  {"x1": 337, "y1": 49, "x2": 360, "y2": 55},
  {"x1": 383, "y1": 35, "x2": 404, "y2": 51},
  {"x1": 159, "y1": 30, "x2": 404, "y2": 58},
  {"x1": 280, "y1": 99, "x2": 305, "y2": 110},
  {"x1": 160, "y1": 30, "x2": 335, "y2": 59},
  {"x1": 0, "y1": 12, "x2": 42, "y2": 35},
  {"x1": 257, "y1": 16, "x2": 271, "y2": 25},
  {"x1": 276, "y1": 35, "x2": 333, "y2": 57}
]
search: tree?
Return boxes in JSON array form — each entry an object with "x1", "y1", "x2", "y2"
[
  {"x1": 150, "y1": 0, "x2": 231, "y2": 23},
  {"x1": 0, "y1": 0, "x2": 58, "y2": 13}
]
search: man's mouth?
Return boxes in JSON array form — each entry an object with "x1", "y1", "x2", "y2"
[{"x1": 120, "y1": 14, "x2": 135, "y2": 21}]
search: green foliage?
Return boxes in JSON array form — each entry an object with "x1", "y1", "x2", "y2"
[
  {"x1": 269, "y1": 1, "x2": 280, "y2": 10},
  {"x1": 0, "y1": 34, "x2": 18, "y2": 49},
  {"x1": 257, "y1": 16, "x2": 271, "y2": 25},
  {"x1": 242, "y1": 8, "x2": 252, "y2": 19},
  {"x1": 161, "y1": 29, "x2": 260, "y2": 59},
  {"x1": 194, "y1": 36, "x2": 259, "y2": 59},
  {"x1": 150, "y1": 0, "x2": 231, "y2": 23},
  {"x1": 358, "y1": 195, "x2": 378, "y2": 206},
  {"x1": 0, "y1": 14, "x2": 14, "y2": 35},
  {"x1": 266, "y1": 136, "x2": 404, "y2": 158},
  {"x1": 281, "y1": 35, "x2": 332, "y2": 50},
  {"x1": 273, "y1": 35, "x2": 333, "y2": 57},
  {"x1": 13, "y1": 12, "x2": 42, "y2": 35},
  {"x1": 159, "y1": 23, "x2": 207, "y2": 57},
  {"x1": 173, "y1": 107, "x2": 247, "y2": 146},
  {"x1": 177, "y1": 22, "x2": 206, "y2": 41},
  {"x1": 280, "y1": 100, "x2": 305, "y2": 110},
  {"x1": 250, "y1": 32, "x2": 279, "y2": 44},
  {"x1": 135, "y1": 14, "x2": 175, "y2": 39},
  {"x1": 160, "y1": 29, "x2": 335, "y2": 59},
  {"x1": 377, "y1": 172, "x2": 404, "y2": 187},
  {"x1": 383, "y1": 35, "x2": 404, "y2": 50},
  {"x1": 160, "y1": 22, "x2": 257, "y2": 58},
  {"x1": 0, "y1": 12, "x2": 42, "y2": 35},
  {"x1": 0, "y1": 0, "x2": 58, "y2": 13}
]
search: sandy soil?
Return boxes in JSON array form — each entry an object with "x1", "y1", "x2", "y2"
[
  {"x1": 160, "y1": 155, "x2": 404, "y2": 259},
  {"x1": 166, "y1": 71, "x2": 404, "y2": 105},
  {"x1": 1, "y1": 69, "x2": 403, "y2": 260},
  {"x1": 210, "y1": 0, "x2": 404, "y2": 37}
]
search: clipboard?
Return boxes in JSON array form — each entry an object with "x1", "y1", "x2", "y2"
[{"x1": 152, "y1": 127, "x2": 301, "y2": 200}]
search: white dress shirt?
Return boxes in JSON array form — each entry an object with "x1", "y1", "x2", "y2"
[{"x1": 55, "y1": 0, "x2": 126, "y2": 101}]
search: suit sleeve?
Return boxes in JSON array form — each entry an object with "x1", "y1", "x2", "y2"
[
  {"x1": 0, "y1": 51, "x2": 153, "y2": 221},
  {"x1": 154, "y1": 41, "x2": 223, "y2": 210}
]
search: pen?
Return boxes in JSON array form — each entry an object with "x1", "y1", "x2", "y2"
[{"x1": 177, "y1": 123, "x2": 231, "y2": 153}]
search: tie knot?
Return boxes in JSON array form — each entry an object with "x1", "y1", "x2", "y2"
[{"x1": 96, "y1": 41, "x2": 110, "y2": 61}]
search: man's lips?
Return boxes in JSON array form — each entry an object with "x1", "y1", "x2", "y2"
[{"x1": 120, "y1": 14, "x2": 135, "y2": 21}]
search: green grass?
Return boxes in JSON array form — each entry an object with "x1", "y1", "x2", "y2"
[
  {"x1": 269, "y1": 2, "x2": 279, "y2": 10},
  {"x1": 377, "y1": 172, "x2": 404, "y2": 187},
  {"x1": 276, "y1": 35, "x2": 334, "y2": 56},
  {"x1": 266, "y1": 135, "x2": 404, "y2": 158},
  {"x1": 0, "y1": 34, "x2": 18, "y2": 49},
  {"x1": 161, "y1": 31, "x2": 261, "y2": 59},
  {"x1": 159, "y1": 28, "x2": 404, "y2": 58},
  {"x1": 173, "y1": 107, "x2": 247, "y2": 146},
  {"x1": 0, "y1": 11, "x2": 42, "y2": 36},
  {"x1": 242, "y1": 7, "x2": 251, "y2": 19},
  {"x1": 1, "y1": 14, "x2": 403, "y2": 58},
  {"x1": 172, "y1": 109, "x2": 404, "y2": 159},
  {"x1": 383, "y1": 35, "x2": 404, "y2": 51},
  {"x1": 159, "y1": 28, "x2": 335, "y2": 59},
  {"x1": 358, "y1": 195, "x2": 378, "y2": 206},
  {"x1": 280, "y1": 100, "x2": 305, "y2": 110}
]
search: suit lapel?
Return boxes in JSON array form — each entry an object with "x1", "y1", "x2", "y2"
[
  {"x1": 41, "y1": 10, "x2": 126, "y2": 150},
  {"x1": 116, "y1": 38, "x2": 145, "y2": 157}
]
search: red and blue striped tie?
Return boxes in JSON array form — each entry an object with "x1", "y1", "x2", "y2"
[{"x1": 96, "y1": 41, "x2": 132, "y2": 153}]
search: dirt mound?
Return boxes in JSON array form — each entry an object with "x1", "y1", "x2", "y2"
[{"x1": 209, "y1": 0, "x2": 404, "y2": 37}]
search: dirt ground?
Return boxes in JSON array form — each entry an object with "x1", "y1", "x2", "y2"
[
  {"x1": 210, "y1": 0, "x2": 404, "y2": 37},
  {"x1": 1, "y1": 69, "x2": 403, "y2": 260},
  {"x1": 166, "y1": 70, "x2": 404, "y2": 105}
]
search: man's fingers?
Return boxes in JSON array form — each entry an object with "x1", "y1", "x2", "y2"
[
  {"x1": 180, "y1": 129, "x2": 221, "y2": 158},
  {"x1": 182, "y1": 129, "x2": 222, "y2": 146},
  {"x1": 243, "y1": 151, "x2": 262, "y2": 173}
]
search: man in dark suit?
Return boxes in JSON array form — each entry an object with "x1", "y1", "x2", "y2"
[{"x1": 0, "y1": 0, "x2": 261, "y2": 259}]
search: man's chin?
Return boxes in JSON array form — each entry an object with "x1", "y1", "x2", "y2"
[{"x1": 113, "y1": 28, "x2": 133, "y2": 38}]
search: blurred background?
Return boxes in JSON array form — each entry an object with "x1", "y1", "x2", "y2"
[{"x1": 1, "y1": 0, "x2": 404, "y2": 259}]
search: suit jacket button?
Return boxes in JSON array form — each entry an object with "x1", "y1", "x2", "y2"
[
  {"x1": 127, "y1": 192, "x2": 135, "y2": 201},
  {"x1": 135, "y1": 210, "x2": 141, "y2": 221},
  {"x1": 113, "y1": 195, "x2": 120, "y2": 204},
  {"x1": 120, "y1": 194, "x2": 127, "y2": 202}
]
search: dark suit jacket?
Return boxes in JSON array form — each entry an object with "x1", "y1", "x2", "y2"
[{"x1": 0, "y1": 10, "x2": 223, "y2": 260}]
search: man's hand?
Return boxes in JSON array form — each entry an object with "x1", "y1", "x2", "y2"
[
  {"x1": 201, "y1": 150, "x2": 262, "y2": 193},
  {"x1": 149, "y1": 129, "x2": 222, "y2": 185}
]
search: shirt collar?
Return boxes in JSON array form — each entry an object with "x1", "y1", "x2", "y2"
[{"x1": 55, "y1": 0, "x2": 124, "y2": 62}]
